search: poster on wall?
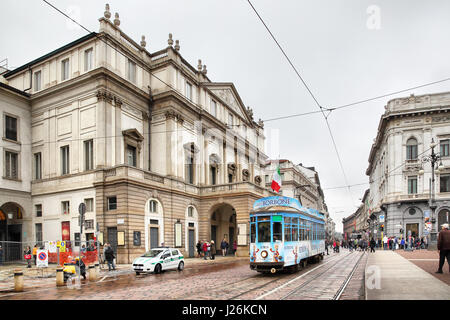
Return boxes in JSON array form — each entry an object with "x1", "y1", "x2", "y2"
[{"x1": 424, "y1": 210, "x2": 431, "y2": 235}]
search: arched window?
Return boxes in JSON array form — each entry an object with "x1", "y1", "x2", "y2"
[
  {"x1": 149, "y1": 200, "x2": 158, "y2": 213},
  {"x1": 187, "y1": 206, "x2": 194, "y2": 218},
  {"x1": 406, "y1": 138, "x2": 418, "y2": 160}
]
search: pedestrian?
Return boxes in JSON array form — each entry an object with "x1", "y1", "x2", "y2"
[
  {"x1": 325, "y1": 239, "x2": 330, "y2": 255},
  {"x1": 81, "y1": 244, "x2": 87, "y2": 254},
  {"x1": 210, "y1": 240, "x2": 216, "y2": 260},
  {"x1": 394, "y1": 237, "x2": 398, "y2": 251},
  {"x1": 436, "y1": 223, "x2": 450, "y2": 274},
  {"x1": 383, "y1": 235, "x2": 388, "y2": 250},
  {"x1": 333, "y1": 240, "x2": 336, "y2": 253},
  {"x1": 32, "y1": 244, "x2": 38, "y2": 265},
  {"x1": 0, "y1": 244, "x2": 3, "y2": 265},
  {"x1": 196, "y1": 240, "x2": 202, "y2": 258},
  {"x1": 401, "y1": 237, "x2": 405, "y2": 250},
  {"x1": 233, "y1": 240, "x2": 237, "y2": 256},
  {"x1": 370, "y1": 238, "x2": 376, "y2": 253},
  {"x1": 424, "y1": 235, "x2": 428, "y2": 249},
  {"x1": 104, "y1": 244, "x2": 116, "y2": 271},
  {"x1": 203, "y1": 241, "x2": 209, "y2": 260},
  {"x1": 24, "y1": 246, "x2": 32, "y2": 268},
  {"x1": 221, "y1": 238, "x2": 228, "y2": 257}
]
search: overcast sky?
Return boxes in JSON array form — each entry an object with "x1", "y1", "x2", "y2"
[{"x1": 2, "y1": 0, "x2": 450, "y2": 232}]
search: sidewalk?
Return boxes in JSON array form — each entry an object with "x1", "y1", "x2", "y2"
[{"x1": 365, "y1": 250, "x2": 450, "y2": 300}]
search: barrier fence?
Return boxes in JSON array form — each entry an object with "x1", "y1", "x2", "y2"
[{"x1": 0, "y1": 240, "x2": 99, "y2": 266}]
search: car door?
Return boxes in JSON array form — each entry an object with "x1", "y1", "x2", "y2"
[
  {"x1": 161, "y1": 250, "x2": 171, "y2": 270},
  {"x1": 170, "y1": 249, "x2": 180, "y2": 269}
]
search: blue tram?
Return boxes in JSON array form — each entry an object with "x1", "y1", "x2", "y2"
[{"x1": 249, "y1": 196, "x2": 326, "y2": 273}]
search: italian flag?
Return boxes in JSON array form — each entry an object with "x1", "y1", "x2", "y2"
[{"x1": 271, "y1": 166, "x2": 282, "y2": 192}]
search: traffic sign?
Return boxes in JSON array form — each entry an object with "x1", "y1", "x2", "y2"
[
  {"x1": 379, "y1": 215, "x2": 385, "y2": 223},
  {"x1": 78, "y1": 203, "x2": 86, "y2": 215},
  {"x1": 37, "y1": 249, "x2": 48, "y2": 268}
]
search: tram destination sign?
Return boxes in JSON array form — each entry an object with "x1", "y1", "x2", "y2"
[{"x1": 253, "y1": 196, "x2": 302, "y2": 211}]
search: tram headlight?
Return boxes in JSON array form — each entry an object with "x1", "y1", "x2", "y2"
[{"x1": 261, "y1": 250, "x2": 268, "y2": 259}]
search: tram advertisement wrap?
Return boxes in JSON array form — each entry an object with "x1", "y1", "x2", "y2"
[{"x1": 250, "y1": 242, "x2": 284, "y2": 263}]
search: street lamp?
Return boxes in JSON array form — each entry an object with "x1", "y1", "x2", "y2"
[{"x1": 420, "y1": 138, "x2": 443, "y2": 248}]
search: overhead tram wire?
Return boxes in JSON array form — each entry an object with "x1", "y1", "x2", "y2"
[{"x1": 247, "y1": 0, "x2": 354, "y2": 205}]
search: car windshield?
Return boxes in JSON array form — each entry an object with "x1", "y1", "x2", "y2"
[{"x1": 141, "y1": 249, "x2": 163, "y2": 257}]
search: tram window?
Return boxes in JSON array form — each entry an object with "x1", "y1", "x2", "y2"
[
  {"x1": 258, "y1": 216, "x2": 270, "y2": 221},
  {"x1": 272, "y1": 222, "x2": 282, "y2": 242},
  {"x1": 258, "y1": 221, "x2": 271, "y2": 242},
  {"x1": 250, "y1": 223, "x2": 256, "y2": 243},
  {"x1": 284, "y1": 224, "x2": 291, "y2": 242},
  {"x1": 284, "y1": 217, "x2": 291, "y2": 224},
  {"x1": 292, "y1": 217, "x2": 298, "y2": 225},
  {"x1": 299, "y1": 227, "x2": 304, "y2": 241},
  {"x1": 292, "y1": 225, "x2": 299, "y2": 241},
  {"x1": 250, "y1": 217, "x2": 255, "y2": 223}
]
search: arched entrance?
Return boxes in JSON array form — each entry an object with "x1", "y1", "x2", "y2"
[
  {"x1": 438, "y1": 208, "x2": 450, "y2": 230},
  {"x1": 0, "y1": 202, "x2": 24, "y2": 262},
  {"x1": 210, "y1": 203, "x2": 236, "y2": 255},
  {"x1": 144, "y1": 198, "x2": 164, "y2": 251}
]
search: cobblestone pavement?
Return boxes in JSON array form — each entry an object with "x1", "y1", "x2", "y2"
[
  {"x1": 395, "y1": 249, "x2": 450, "y2": 286},
  {"x1": 0, "y1": 251, "x2": 366, "y2": 300}
]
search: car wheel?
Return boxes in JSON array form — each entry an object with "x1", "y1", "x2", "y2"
[
  {"x1": 135, "y1": 271, "x2": 140, "y2": 275},
  {"x1": 154, "y1": 264, "x2": 162, "y2": 274},
  {"x1": 178, "y1": 261, "x2": 184, "y2": 271}
]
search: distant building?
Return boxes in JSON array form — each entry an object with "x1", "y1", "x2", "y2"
[{"x1": 366, "y1": 92, "x2": 450, "y2": 243}]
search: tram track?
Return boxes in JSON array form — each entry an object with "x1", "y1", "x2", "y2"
[
  {"x1": 225, "y1": 252, "x2": 347, "y2": 300},
  {"x1": 277, "y1": 251, "x2": 365, "y2": 300}
]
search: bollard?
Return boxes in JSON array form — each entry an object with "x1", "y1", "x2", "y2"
[
  {"x1": 88, "y1": 265, "x2": 96, "y2": 281},
  {"x1": 14, "y1": 269, "x2": 24, "y2": 292},
  {"x1": 56, "y1": 267, "x2": 64, "y2": 286}
]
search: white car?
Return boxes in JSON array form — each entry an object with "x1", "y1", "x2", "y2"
[{"x1": 132, "y1": 247, "x2": 184, "y2": 275}]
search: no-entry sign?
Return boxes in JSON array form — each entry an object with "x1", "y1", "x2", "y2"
[{"x1": 37, "y1": 249, "x2": 48, "y2": 268}]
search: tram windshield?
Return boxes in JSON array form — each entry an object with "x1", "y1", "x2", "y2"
[{"x1": 258, "y1": 221, "x2": 270, "y2": 242}]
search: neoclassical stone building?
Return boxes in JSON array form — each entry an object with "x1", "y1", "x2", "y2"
[
  {"x1": 367, "y1": 92, "x2": 450, "y2": 244},
  {"x1": 1, "y1": 5, "x2": 274, "y2": 262}
]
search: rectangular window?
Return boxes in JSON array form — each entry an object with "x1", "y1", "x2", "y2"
[
  {"x1": 284, "y1": 217, "x2": 292, "y2": 242},
  {"x1": 127, "y1": 59, "x2": 136, "y2": 83},
  {"x1": 5, "y1": 151, "x2": 18, "y2": 179},
  {"x1": 84, "y1": 139, "x2": 94, "y2": 171},
  {"x1": 257, "y1": 221, "x2": 270, "y2": 242},
  {"x1": 61, "y1": 145, "x2": 70, "y2": 175},
  {"x1": 127, "y1": 145, "x2": 137, "y2": 167},
  {"x1": 35, "y1": 223, "x2": 43, "y2": 244},
  {"x1": 440, "y1": 175, "x2": 450, "y2": 193},
  {"x1": 406, "y1": 145, "x2": 418, "y2": 160},
  {"x1": 61, "y1": 201, "x2": 70, "y2": 215},
  {"x1": 84, "y1": 48, "x2": 93, "y2": 71},
  {"x1": 250, "y1": 223, "x2": 256, "y2": 243},
  {"x1": 61, "y1": 58, "x2": 69, "y2": 81},
  {"x1": 441, "y1": 139, "x2": 450, "y2": 157},
  {"x1": 34, "y1": 71, "x2": 41, "y2": 91},
  {"x1": 149, "y1": 201, "x2": 158, "y2": 213},
  {"x1": 84, "y1": 198, "x2": 94, "y2": 212},
  {"x1": 35, "y1": 204, "x2": 42, "y2": 217},
  {"x1": 107, "y1": 196, "x2": 117, "y2": 210},
  {"x1": 34, "y1": 152, "x2": 42, "y2": 180},
  {"x1": 5, "y1": 115, "x2": 18, "y2": 141},
  {"x1": 210, "y1": 166, "x2": 217, "y2": 185},
  {"x1": 186, "y1": 82, "x2": 192, "y2": 101},
  {"x1": 228, "y1": 113, "x2": 233, "y2": 127},
  {"x1": 211, "y1": 100, "x2": 217, "y2": 117},
  {"x1": 273, "y1": 221, "x2": 282, "y2": 242},
  {"x1": 408, "y1": 176, "x2": 417, "y2": 194}
]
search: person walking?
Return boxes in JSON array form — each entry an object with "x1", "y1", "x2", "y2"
[
  {"x1": 233, "y1": 240, "x2": 237, "y2": 256},
  {"x1": 104, "y1": 244, "x2": 116, "y2": 271},
  {"x1": 24, "y1": 246, "x2": 32, "y2": 268},
  {"x1": 196, "y1": 240, "x2": 202, "y2": 258},
  {"x1": 203, "y1": 241, "x2": 209, "y2": 260},
  {"x1": 401, "y1": 237, "x2": 405, "y2": 250},
  {"x1": 32, "y1": 244, "x2": 38, "y2": 265},
  {"x1": 325, "y1": 239, "x2": 330, "y2": 255},
  {"x1": 210, "y1": 240, "x2": 216, "y2": 260},
  {"x1": 370, "y1": 238, "x2": 376, "y2": 253},
  {"x1": 383, "y1": 235, "x2": 388, "y2": 250},
  {"x1": 221, "y1": 238, "x2": 228, "y2": 257},
  {"x1": 436, "y1": 223, "x2": 450, "y2": 274}
]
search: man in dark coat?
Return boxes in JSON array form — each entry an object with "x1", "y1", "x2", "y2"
[
  {"x1": 370, "y1": 238, "x2": 376, "y2": 253},
  {"x1": 104, "y1": 244, "x2": 116, "y2": 271},
  {"x1": 436, "y1": 223, "x2": 450, "y2": 274}
]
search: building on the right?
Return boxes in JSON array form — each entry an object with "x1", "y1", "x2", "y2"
[{"x1": 366, "y1": 92, "x2": 450, "y2": 247}]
